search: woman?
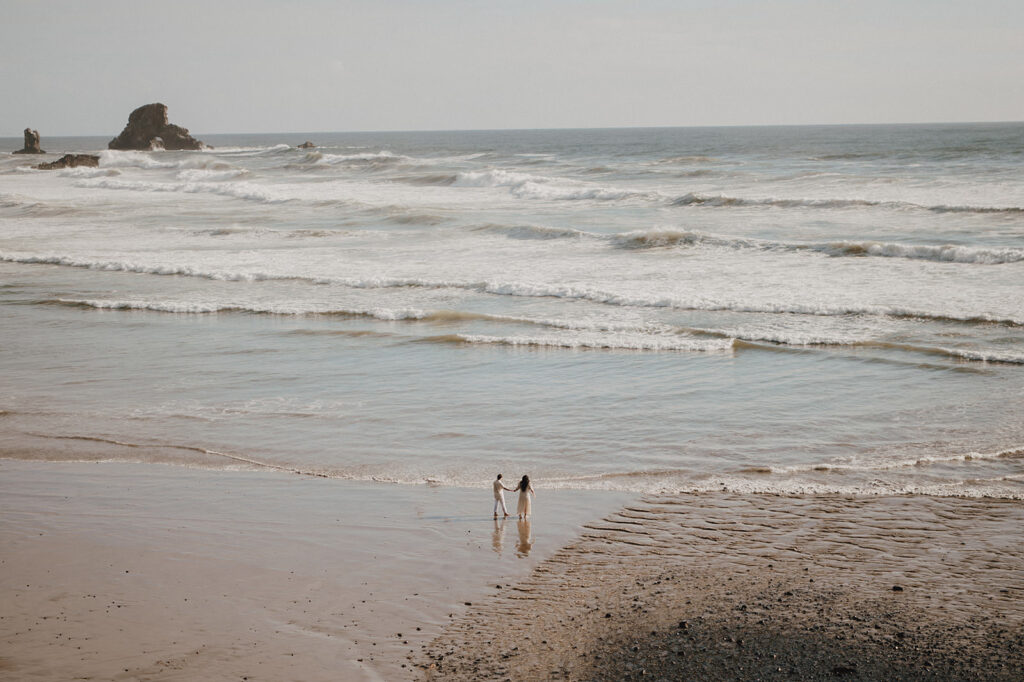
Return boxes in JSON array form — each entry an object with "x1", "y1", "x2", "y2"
[{"x1": 516, "y1": 475, "x2": 535, "y2": 519}]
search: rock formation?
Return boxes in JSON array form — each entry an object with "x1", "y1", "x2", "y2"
[
  {"x1": 298, "y1": 141, "x2": 317, "y2": 149},
  {"x1": 108, "y1": 103, "x2": 206, "y2": 151},
  {"x1": 35, "y1": 154, "x2": 100, "y2": 170},
  {"x1": 13, "y1": 128, "x2": 45, "y2": 154}
]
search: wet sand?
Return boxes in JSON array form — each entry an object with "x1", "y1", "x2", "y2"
[
  {"x1": 0, "y1": 460, "x2": 631, "y2": 681},
  {"x1": 422, "y1": 494, "x2": 1024, "y2": 681}
]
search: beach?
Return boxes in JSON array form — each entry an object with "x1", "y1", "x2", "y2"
[
  {"x1": 0, "y1": 460, "x2": 630, "y2": 681},
  {"x1": 3, "y1": 462, "x2": 1020, "y2": 681},
  {"x1": 423, "y1": 493, "x2": 1024, "y2": 681},
  {"x1": 2, "y1": 124, "x2": 1022, "y2": 680}
]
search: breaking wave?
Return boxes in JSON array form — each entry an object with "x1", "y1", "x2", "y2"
[
  {"x1": 670, "y1": 192, "x2": 1024, "y2": 215},
  {"x1": 42, "y1": 297, "x2": 1022, "y2": 364},
  {"x1": 612, "y1": 229, "x2": 1024, "y2": 264},
  {"x1": 451, "y1": 169, "x2": 658, "y2": 202},
  {"x1": 73, "y1": 177, "x2": 293, "y2": 204},
  {"x1": 765, "y1": 447, "x2": 1024, "y2": 475},
  {"x1": 98, "y1": 149, "x2": 235, "y2": 171},
  {"x1": 420, "y1": 333, "x2": 735, "y2": 353},
  {"x1": 176, "y1": 168, "x2": 248, "y2": 182},
  {"x1": 6, "y1": 253, "x2": 1022, "y2": 328}
]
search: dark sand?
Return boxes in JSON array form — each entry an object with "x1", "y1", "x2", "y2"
[{"x1": 421, "y1": 494, "x2": 1024, "y2": 681}]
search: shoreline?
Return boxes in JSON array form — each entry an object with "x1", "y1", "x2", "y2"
[{"x1": 0, "y1": 460, "x2": 632, "y2": 681}]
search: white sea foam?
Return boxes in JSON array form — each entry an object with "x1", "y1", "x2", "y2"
[
  {"x1": 199, "y1": 143, "x2": 292, "y2": 156},
  {"x1": 49, "y1": 297, "x2": 430, "y2": 320},
  {"x1": 453, "y1": 169, "x2": 545, "y2": 188},
  {"x1": 310, "y1": 150, "x2": 421, "y2": 166},
  {"x1": 73, "y1": 177, "x2": 289, "y2": 203},
  {"x1": 176, "y1": 168, "x2": 248, "y2": 182},
  {"x1": 57, "y1": 167, "x2": 121, "y2": 179},
  {"x1": 767, "y1": 446, "x2": 1024, "y2": 475},
  {"x1": 452, "y1": 169, "x2": 657, "y2": 202},
  {"x1": 6, "y1": 253, "x2": 1022, "y2": 327},
  {"x1": 679, "y1": 475, "x2": 1024, "y2": 499}
]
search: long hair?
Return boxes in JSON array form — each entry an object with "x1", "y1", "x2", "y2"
[{"x1": 518, "y1": 475, "x2": 530, "y2": 492}]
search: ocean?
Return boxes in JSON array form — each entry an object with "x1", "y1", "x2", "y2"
[{"x1": 2, "y1": 123, "x2": 1022, "y2": 499}]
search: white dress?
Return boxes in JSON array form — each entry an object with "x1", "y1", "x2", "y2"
[{"x1": 516, "y1": 484, "x2": 534, "y2": 517}]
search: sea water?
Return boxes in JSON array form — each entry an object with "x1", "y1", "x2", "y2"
[{"x1": 1, "y1": 124, "x2": 1022, "y2": 497}]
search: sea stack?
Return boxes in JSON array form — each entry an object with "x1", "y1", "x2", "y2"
[
  {"x1": 108, "y1": 103, "x2": 206, "y2": 151},
  {"x1": 13, "y1": 128, "x2": 45, "y2": 154}
]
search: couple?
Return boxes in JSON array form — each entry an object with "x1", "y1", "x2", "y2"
[{"x1": 492, "y1": 473, "x2": 535, "y2": 520}]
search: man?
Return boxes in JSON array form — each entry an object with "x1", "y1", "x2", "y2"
[{"x1": 493, "y1": 473, "x2": 514, "y2": 518}]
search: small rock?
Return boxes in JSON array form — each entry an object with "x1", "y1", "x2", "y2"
[
  {"x1": 892, "y1": 585, "x2": 904, "y2": 592},
  {"x1": 35, "y1": 154, "x2": 99, "y2": 170}
]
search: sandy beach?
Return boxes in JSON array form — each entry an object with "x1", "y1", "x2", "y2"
[
  {"x1": 4, "y1": 461, "x2": 1021, "y2": 681},
  {"x1": 0, "y1": 460, "x2": 630, "y2": 681},
  {"x1": 423, "y1": 494, "x2": 1023, "y2": 680}
]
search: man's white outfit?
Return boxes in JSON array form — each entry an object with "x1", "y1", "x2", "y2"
[{"x1": 493, "y1": 478, "x2": 510, "y2": 516}]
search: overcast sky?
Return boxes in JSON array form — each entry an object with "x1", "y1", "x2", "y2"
[{"x1": 2, "y1": 0, "x2": 1022, "y2": 136}]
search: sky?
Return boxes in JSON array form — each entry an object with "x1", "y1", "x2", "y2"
[{"x1": 1, "y1": 0, "x2": 1022, "y2": 136}]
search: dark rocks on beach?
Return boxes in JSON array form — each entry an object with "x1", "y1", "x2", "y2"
[
  {"x1": 35, "y1": 154, "x2": 100, "y2": 170},
  {"x1": 108, "y1": 103, "x2": 206, "y2": 151},
  {"x1": 297, "y1": 141, "x2": 317, "y2": 149},
  {"x1": 13, "y1": 128, "x2": 45, "y2": 154}
]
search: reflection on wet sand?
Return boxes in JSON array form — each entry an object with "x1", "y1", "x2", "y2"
[
  {"x1": 516, "y1": 519, "x2": 532, "y2": 557},
  {"x1": 491, "y1": 517, "x2": 507, "y2": 555}
]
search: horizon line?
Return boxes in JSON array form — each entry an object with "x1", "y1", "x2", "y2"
[{"x1": 3, "y1": 118, "x2": 1022, "y2": 139}]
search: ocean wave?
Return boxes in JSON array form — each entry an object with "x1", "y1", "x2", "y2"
[
  {"x1": 197, "y1": 143, "x2": 292, "y2": 156},
  {"x1": 98, "y1": 149, "x2": 232, "y2": 171},
  {"x1": 57, "y1": 167, "x2": 121, "y2": 178},
  {"x1": 0, "y1": 197, "x2": 90, "y2": 218},
  {"x1": 73, "y1": 177, "x2": 290, "y2": 204},
  {"x1": 395, "y1": 173, "x2": 459, "y2": 186},
  {"x1": 43, "y1": 298, "x2": 430, "y2": 320},
  {"x1": 650, "y1": 155, "x2": 716, "y2": 165},
  {"x1": 670, "y1": 191, "x2": 1024, "y2": 215},
  {"x1": 305, "y1": 150, "x2": 421, "y2": 168},
  {"x1": 727, "y1": 334, "x2": 1024, "y2": 364},
  {"x1": 452, "y1": 169, "x2": 657, "y2": 202},
  {"x1": 175, "y1": 168, "x2": 249, "y2": 182},
  {"x1": 7, "y1": 254, "x2": 1022, "y2": 328},
  {"x1": 819, "y1": 241, "x2": 1024, "y2": 264},
  {"x1": 512, "y1": 182, "x2": 655, "y2": 201},
  {"x1": 611, "y1": 229, "x2": 753, "y2": 250},
  {"x1": 766, "y1": 446, "x2": 1024, "y2": 475},
  {"x1": 422, "y1": 333, "x2": 735, "y2": 352},
  {"x1": 471, "y1": 223, "x2": 590, "y2": 240},
  {"x1": 611, "y1": 229, "x2": 1024, "y2": 264},
  {"x1": 679, "y1": 475, "x2": 1024, "y2": 499},
  {"x1": 453, "y1": 169, "x2": 545, "y2": 188}
]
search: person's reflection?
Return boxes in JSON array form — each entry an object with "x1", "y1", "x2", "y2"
[
  {"x1": 492, "y1": 516, "x2": 507, "y2": 555},
  {"x1": 516, "y1": 519, "x2": 533, "y2": 557}
]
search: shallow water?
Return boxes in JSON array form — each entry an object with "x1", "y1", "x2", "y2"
[{"x1": 1, "y1": 124, "x2": 1022, "y2": 497}]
